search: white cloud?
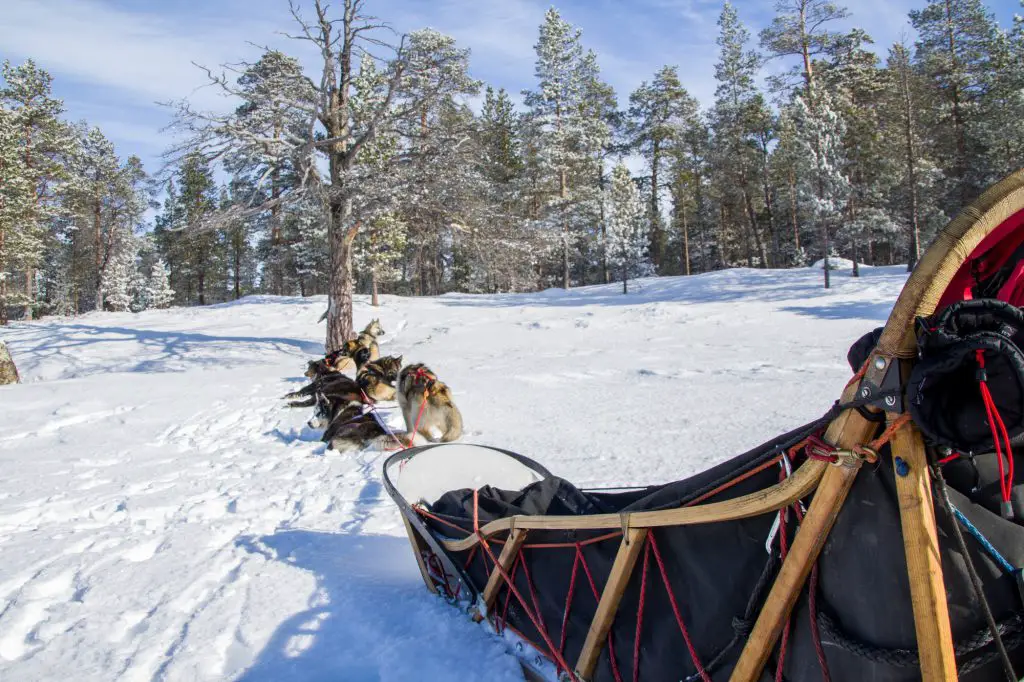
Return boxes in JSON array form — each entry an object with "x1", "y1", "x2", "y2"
[{"x1": 0, "y1": 0, "x2": 277, "y2": 109}]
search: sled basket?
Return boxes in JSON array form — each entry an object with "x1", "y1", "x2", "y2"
[{"x1": 385, "y1": 170, "x2": 1024, "y2": 682}]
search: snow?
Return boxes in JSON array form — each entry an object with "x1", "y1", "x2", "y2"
[
  {"x1": 810, "y1": 257, "x2": 864, "y2": 271},
  {"x1": 0, "y1": 265, "x2": 907, "y2": 681}
]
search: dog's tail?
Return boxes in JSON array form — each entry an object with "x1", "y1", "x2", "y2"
[
  {"x1": 285, "y1": 397, "x2": 316, "y2": 408},
  {"x1": 441, "y1": 405, "x2": 463, "y2": 442}
]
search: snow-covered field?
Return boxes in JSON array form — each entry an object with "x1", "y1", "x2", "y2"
[{"x1": 0, "y1": 266, "x2": 906, "y2": 681}]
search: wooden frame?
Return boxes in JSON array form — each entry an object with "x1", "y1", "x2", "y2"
[{"x1": 394, "y1": 170, "x2": 1024, "y2": 682}]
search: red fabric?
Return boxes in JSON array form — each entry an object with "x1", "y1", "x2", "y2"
[
  {"x1": 997, "y1": 259, "x2": 1024, "y2": 305},
  {"x1": 936, "y1": 207, "x2": 1024, "y2": 312}
]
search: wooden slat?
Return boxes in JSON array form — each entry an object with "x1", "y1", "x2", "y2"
[
  {"x1": 440, "y1": 460, "x2": 826, "y2": 552},
  {"x1": 575, "y1": 527, "x2": 648, "y2": 681},
  {"x1": 730, "y1": 384, "x2": 878, "y2": 682},
  {"x1": 889, "y1": 420, "x2": 957, "y2": 681},
  {"x1": 402, "y1": 514, "x2": 438, "y2": 595},
  {"x1": 481, "y1": 528, "x2": 527, "y2": 611}
]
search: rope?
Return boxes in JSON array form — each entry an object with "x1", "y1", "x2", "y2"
[
  {"x1": 935, "y1": 470, "x2": 1018, "y2": 682},
  {"x1": 633, "y1": 541, "x2": 651, "y2": 682},
  {"x1": 408, "y1": 388, "x2": 429, "y2": 447},
  {"x1": 361, "y1": 389, "x2": 406, "y2": 450},
  {"x1": 950, "y1": 505, "x2": 1016, "y2": 575},
  {"x1": 471, "y1": 489, "x2": 577, "y2": 679},
  {"x1": 976, "y1": 350, "x2": 1015, "y2": 518},
  {"x1": 648, "y1": 533, "x2": 711, "y2": 682},
  {"x1": 558, "y1": 548, "x2": 581, "y2": 655},
  {"x1": 808, "y1": 564, "x2": 832, "y2": 682}
]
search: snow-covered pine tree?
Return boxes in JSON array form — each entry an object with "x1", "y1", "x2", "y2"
[
  {"x1": 144, "y1": 260, "x2": 175, "y2": 310},
  {"x1": 354, "y1": 213, "x2": 407, "y2": 306},
  {"x1": 790, "y1": 90, "x2": 849, "y2": 287},
  {"x1": 474, "y1": 86, "x2": 537, "y2": 292},
  {"x1": 523, "y1": 8, "x2": 610, "y2": 290},
  {"x1": 710, "y1": 1, "x2": 769, "y2": 269},
  {"x1": 606, "y1": 164, "x2": 651, "y2": 294},
  {"x1": 104, "y1": 231, "x2": 138, "y2": 313},
  {"x1": 628, "y1": 66, "x2": 698, "y2": 272},
  {"x1": 1, "y1": 59, "x2": 70, "y2": 322}
]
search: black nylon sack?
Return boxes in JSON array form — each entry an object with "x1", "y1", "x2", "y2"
[{"x1": 908, "y1": 299, "x2": 1024, "y2": 452}]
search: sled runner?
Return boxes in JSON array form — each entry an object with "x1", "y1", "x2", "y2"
[{"x1": 384, "y1": 170, "x2": 1024, "y2": 681}]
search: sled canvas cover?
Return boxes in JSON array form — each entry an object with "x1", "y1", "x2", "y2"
[{"x1": 406, "y1": 429, "x2": 1024, "y2": 682}]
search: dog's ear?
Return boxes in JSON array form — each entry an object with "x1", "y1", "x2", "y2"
[{"x1": 397, "y1": 355, "x2": 403, "y2": 365}]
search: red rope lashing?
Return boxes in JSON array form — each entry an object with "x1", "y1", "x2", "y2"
[
  {"x1": 648, "y1": 533, "x2": 711, "y2": 682},
  {"x1": 633, "y1": 541, "x2": 652, "y2": 682},
  {"x1": 471, "y1": 490, "x2": 576, "y2": 678},
  {"x1": 559, "y1": 548, "x2": 582, "y2": 655},
  {"x1": 977, "y1": 350, "x2": 1016, "y2": 517},
  {"x1": 808, "y1": 563, "x2": 832, "y2": 682},
  {"x1": 498, "y1": 554, "x2": 522, "y2": 633}
]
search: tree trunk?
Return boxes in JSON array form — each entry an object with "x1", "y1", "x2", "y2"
[
  {"x1": 760, "y1": 140, "x2": 778, "y2": 268},
  {"x1": 822, "y1": 221, "x2": 831, "y2": 289},
  {"x1": 789, "y1": 168, "x2": 800, "y2": 256},
  {"x1": 23, "y1": 270, "x2": 33, "y2": 320},
  {"x1": 270, "y1": 116, "x2": 284, "y2": 295},
  {"x1": 325, "y1": 199, "x2": 356, "y2": 352},
  {"x1": 622, "y1": 263, "x2": 628, "y2": 294},
  {"x1": 371, "y1": 269, "x2": 379, "y2": 307},
  {"x1": 198, "y1": 269, "x2": 206, "y2": 306},
  {"x1": 599, "y1": 166, "x2": 609, "y2": 284},
  {"x1": 852, "y1": 240, "x2": 860, "y2": 278},
  {"x1": 900, "y1": 54, "x2": 922, "y2": 272},
  {"x1": 650, "y1": 139, "x2": 661, "y2": 270},
  {"x1": 560, "y1": 168, "x2": 570, "y2": 289},
  {"x1": 94, "y1": 195, "x2": 104, "y2": 311},
  {"x1": 234, "y1": 241, "x2": 241, "y2": 300},
  {"x1": 742, "y1": 187, "x2": 767, "y2": 268},
  {"x1": 0, "y1": 226, "x2": 7, "y2": 326},
  {"x1": 943, "y1": 0, "x2": 969, "y2": 205},
  {"x1": 681, "y1": 207, "x2": 691, "y2": 276}
]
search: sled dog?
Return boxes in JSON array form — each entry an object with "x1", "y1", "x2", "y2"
[
  {"x1": 396, "y1": 363, "x2": 463, "y2": 443},
  {"x1": 357, "y1": 355, "x2": 404, "y2": 402}
]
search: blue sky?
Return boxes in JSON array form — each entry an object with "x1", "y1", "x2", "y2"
[{"x1": 1, "y1": 0, "x2": 1020, "y2": 179}]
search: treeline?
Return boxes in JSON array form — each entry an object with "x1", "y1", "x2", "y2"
[{"x1": 2, "y1": 0, "x2": 1023, "y2": 327}]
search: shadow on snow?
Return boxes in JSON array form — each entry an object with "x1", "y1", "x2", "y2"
[{"x1": 233, "y1": 529, "x2": 521, "y2": 682}]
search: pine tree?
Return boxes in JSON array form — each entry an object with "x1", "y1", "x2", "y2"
[
  {"x1": 606, "y1": 164, "x2": 650, "y2": 294},
  {"x1": 0, "y1": 59, "x2": 70, "y2": 322},
  {"x1": 759, "y1": 0, "x2": 853, "y2": 98},
  {"x1": 104, "y1": 231, "x2": 138, "y2": 313},
  {"x1": 911, "y1": 0, "x2": 1002, "y2": 207},
  {"x1": 790, "y1": 91, "x2": 850, "y2": 286},
  {"x1": 628, "y1": 66, "x2": 699, "y2": 271},
  {"x1": 711, "y1": 1, "x2": 769, "y2": 268},
  {"x1": 144, "y1": 260, "x2": 175, "y2": 310},
  {"x1": 354, "y1": 212, "x2": 407, "y2": 306},
  {"x1": 523, "y1": 8, "x2": 610, "y2": 290}
]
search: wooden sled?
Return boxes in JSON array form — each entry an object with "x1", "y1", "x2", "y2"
[{"x1": 384, "y1": 170, "x2": 1024, "y2": 681}]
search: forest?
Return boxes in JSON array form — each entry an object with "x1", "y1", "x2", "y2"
[{"x1": 1, "y1": 0, "x2": 1022, "y2": 342}]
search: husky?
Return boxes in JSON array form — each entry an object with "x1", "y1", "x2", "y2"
[
  {"x1": 309, "y1": 392, "x2": 363, "y2": 430},
  {"x1": 357, "y1": 354, "x2": 404, "y2": 402},
  {"x1": 284, "y1": 372, "x2": 362, "y2": 408},
  {"x1": 395, "y1": 363, "x2": 463, "y2": 443},
  {"x1": 355, "y1": 319, "x2": 384, "y2": 362}
]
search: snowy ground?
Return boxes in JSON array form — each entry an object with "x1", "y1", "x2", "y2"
[{"x1": 0, "y1": 265, "x2": 907, "y2": 681}]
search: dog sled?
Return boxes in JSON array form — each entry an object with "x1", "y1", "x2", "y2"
[{"x1": 384, "y1": 171, "x2": 1024, "y2": 682}]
